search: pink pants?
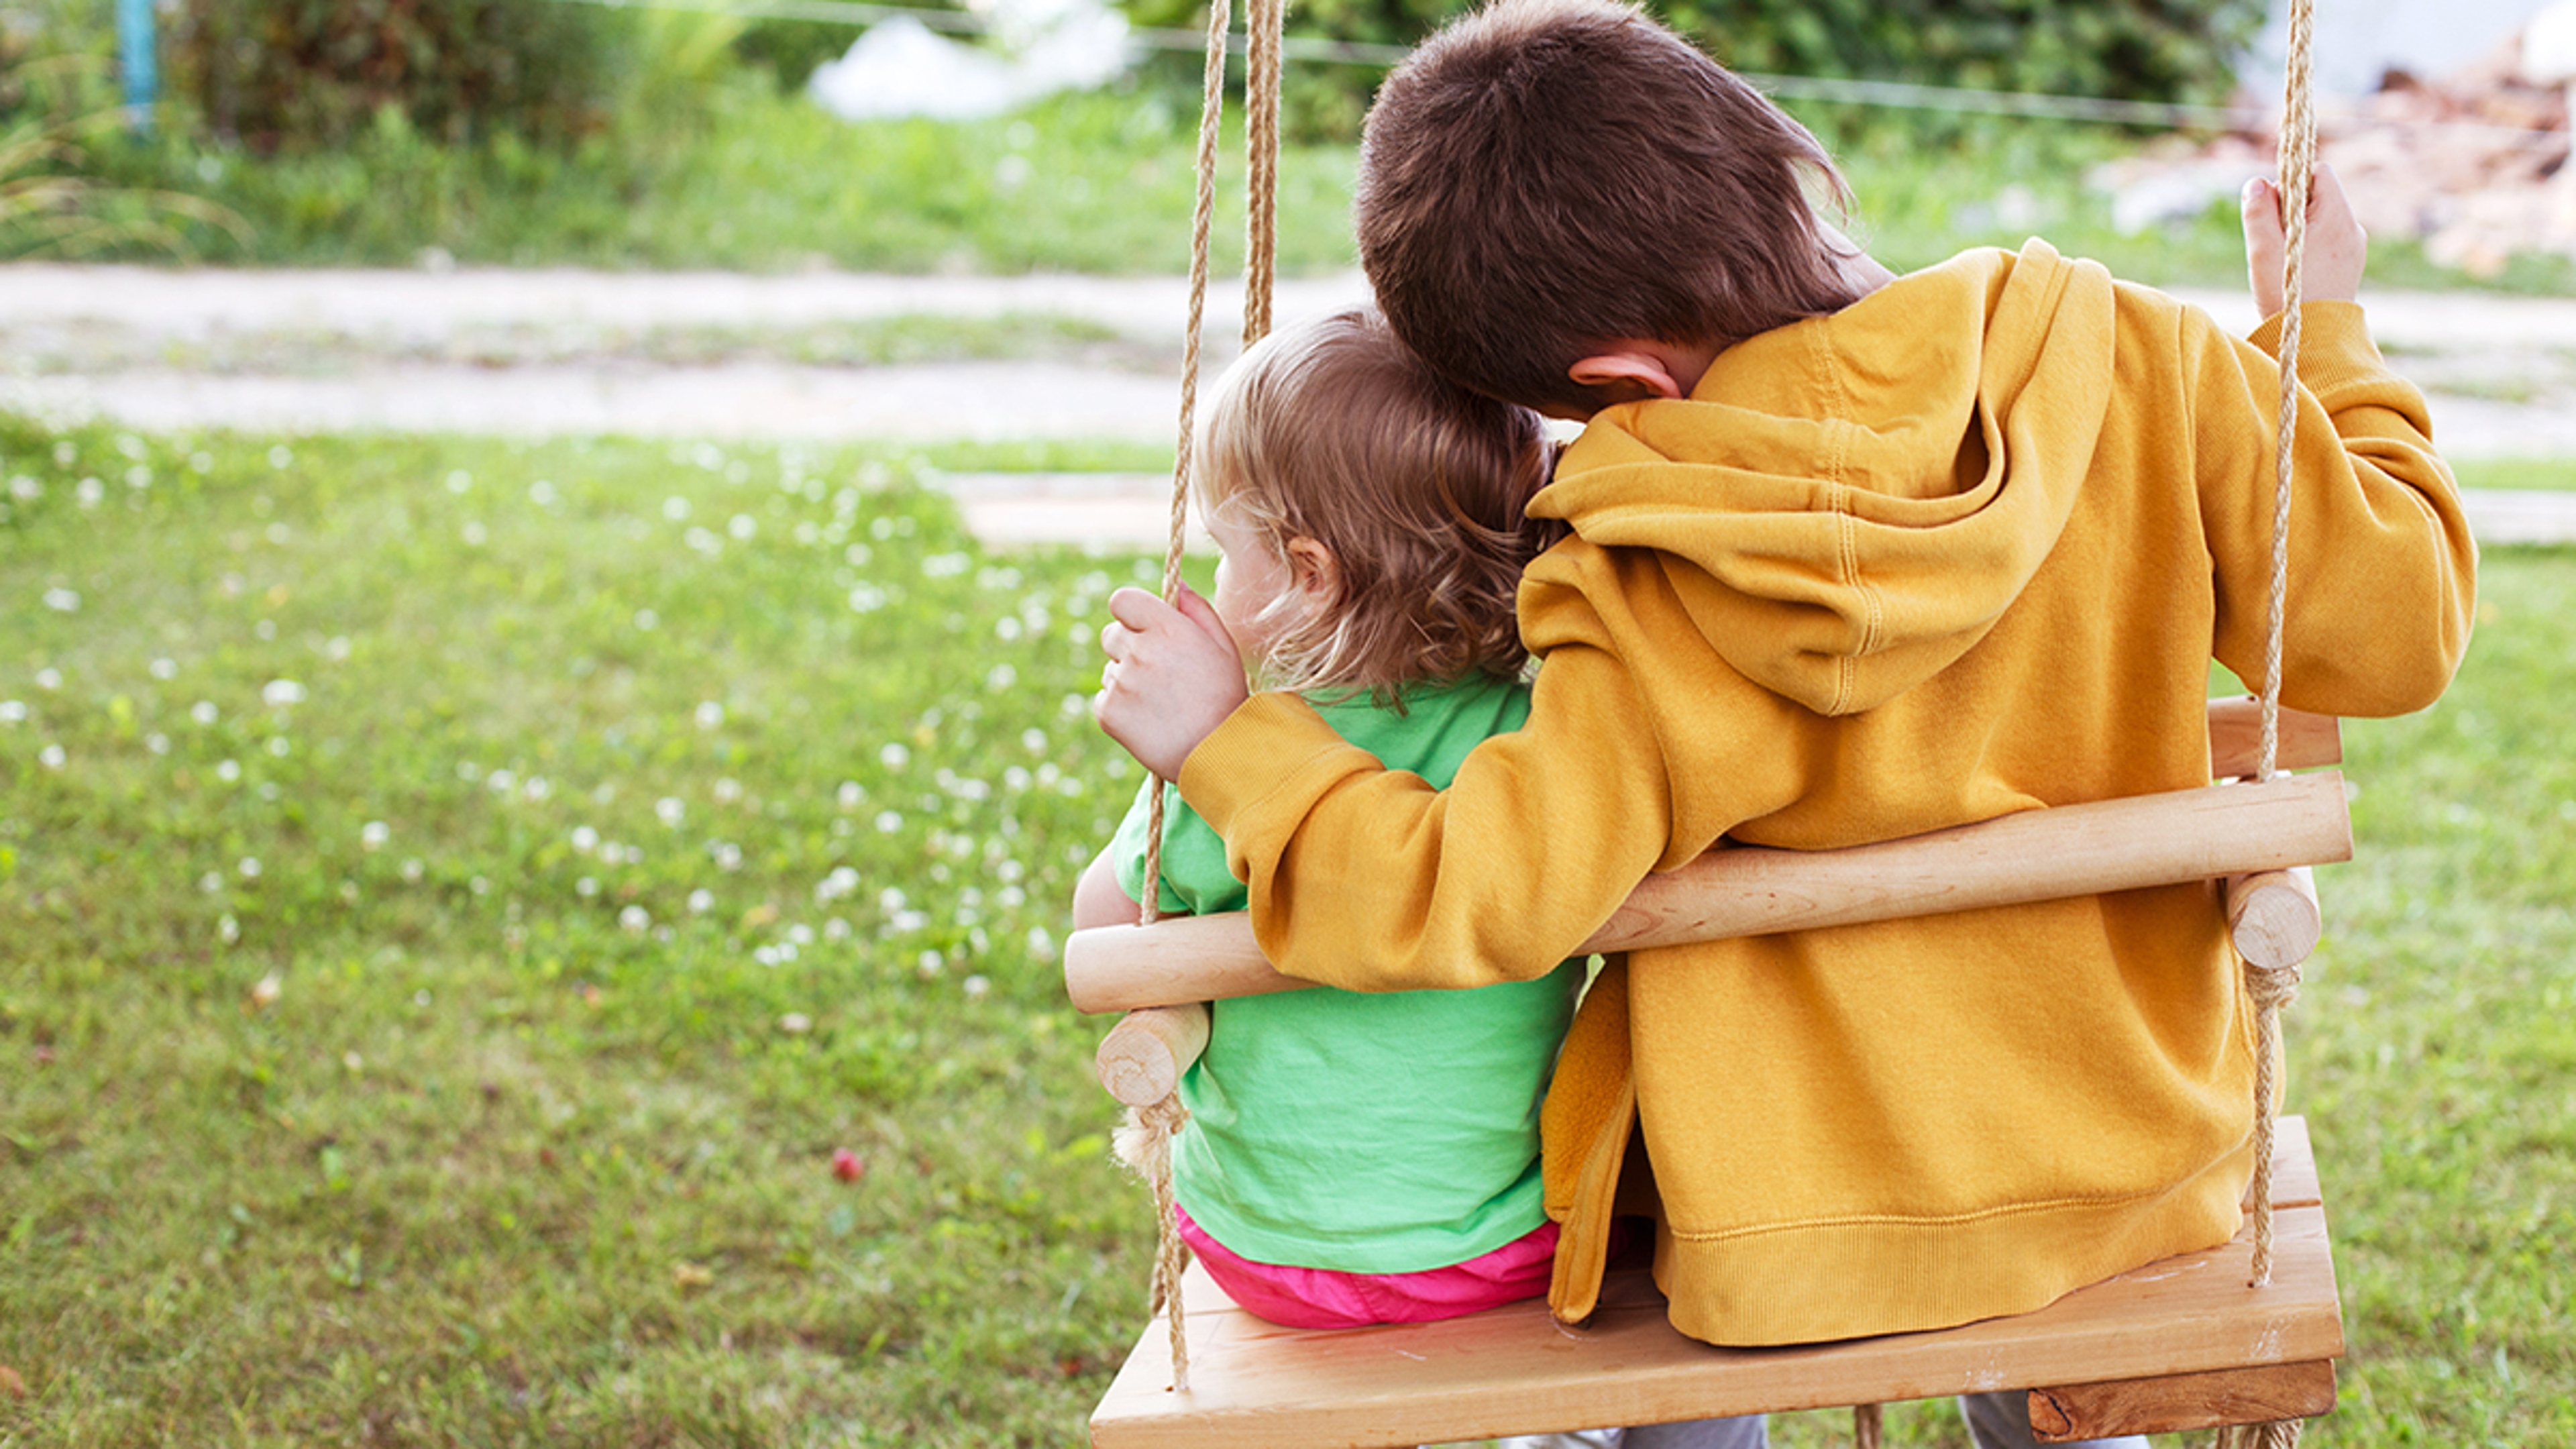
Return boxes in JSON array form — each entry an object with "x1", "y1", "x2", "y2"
[{"x1": 1174, "y1": 1204, "x2": 1558, "y2": 1330}]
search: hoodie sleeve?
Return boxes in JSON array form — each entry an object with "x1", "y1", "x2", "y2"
[
  {"x1": 2189, "y1": 300, "x2": 2478, "y2": 717},
  {"x1": 1175, "y1": 641, "x2": 1678, "y2": 992}
]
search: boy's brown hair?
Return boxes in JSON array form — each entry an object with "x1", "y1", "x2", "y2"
[
  {"x1": 1200, "y1": 307, "x2": 1558, "y2": 698},
  {"x1": 1356, "y1": 0, "x2": 1866, "y2": 415}
]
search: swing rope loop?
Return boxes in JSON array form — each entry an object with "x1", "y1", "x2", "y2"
[
  {"x1": 2246, "y1": 0, "x2": 2319, "y2": 1322},
  {"x1": 1127, "y1": 0, "x2": 1288, "y2": 1393}
]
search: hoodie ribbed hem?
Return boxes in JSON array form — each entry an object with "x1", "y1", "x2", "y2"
[{"x1": 1644, "y1": 1134, "x2": 2256, "y2": 1346}]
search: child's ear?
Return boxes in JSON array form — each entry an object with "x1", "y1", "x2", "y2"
[{"x1": 1283, "y1": 536, "x2": 1340, "y2": 609}]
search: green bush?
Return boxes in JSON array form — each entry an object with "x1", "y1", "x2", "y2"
[
  {"x1": 1122, "y1": 0, "x2": 2267, "y2": 139},
  {"x1": 170, "y1": 0, "x2": 626, "y2": 151}
]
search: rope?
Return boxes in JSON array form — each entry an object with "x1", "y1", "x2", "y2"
[
  {"x1": 1121, "y1": 0, "x2": 1235, "y2": 1392},
  {"x1": 1853, "y1": 1401, "x2": 1883, "y2": 1449},
  {"x1": 2245, "y1": 0, "x2": 2318, "y2": 1301},
  {"x1": 1243, "y1": 0, "x2": 1285, "y2": 345}
]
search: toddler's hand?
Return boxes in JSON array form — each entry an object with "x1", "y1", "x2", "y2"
[
  {"x1": 2243, "y1": 162, "x2": 2366, "y2": 317},
  {"x1": 1094, "y1": 584, "x2": 1248, "y2": 782}
]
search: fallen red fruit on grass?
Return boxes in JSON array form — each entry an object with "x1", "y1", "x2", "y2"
[{"x1": 830, "y1": 1148, "x2": 865, "y2": 1182}]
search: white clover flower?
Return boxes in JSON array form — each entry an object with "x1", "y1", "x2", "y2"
[
  {"x1": 1020, "y1": 728, "x2": 1048, "y2": 753},
  {"x1": 325, "y1": 636, "x2": 351, "y2": 661},
  {"x1": 529, "y1": 480, "x2": 558, "y2": 506},
  {"x1": 215, "y1": 759, "x2": 241, "y2": 782},
  {"x1": 712, "y1": 842, "x2": 743, "y2": 871},
  {"x1": 261, "y1": 680, "x2": 306, "y2": 708},
  {"x1": 150, "y1": 658, "x2": 177, "y2": 680},
  {"x1": 266, "y1": 737, "x2": 290, "y2": 757},
  {"x1": 42, "y1": 588, "x2": 79, "y2": 612},
  {"x1": 688, "y1": 888, "x2": 714, "y2": 914},
  {"x1": 663, "y1": 496, "x2": 691, "y2": 521},
  {"x1": 191, "y1": 700, "x2": 217, "y2": 724},
  {"x1": 962, "y1": 974, "x2": 991, "y2": 1000},
  {"x1": 1027, "y1": 926, "x2": 1057, "y2": 958},
  {"x1": 694, "y1": 701, "x2": 723, "y2": 729},
  {"x1": 267, "y1": 445, "x2": 292, "y2": 469},
  {"x1": 994, "y1": 616, "x2": 1022, "y2": 642},
  {"x1": 986, "y1": 663, "x2": 1017, "y2": 690},
  {"x1": 922, "y1": 553, "x2": 969, "y2": 578},
  {"x1": 788, "y1": 922, "x2": 814, "y2": 945},
  {"x1": 633, "y1": 608, "x2": 659, "y2": 631},
  {"x1": 891, "y1": 909, "x2": 927, "y2": 932},
  {"x1": 824, "y1": 918, "x2": 851, "y2": 942},
  {"x1": 455, "y1": 761, "x2": 479, "y2": 782},
  {"x1": 487, "y1": 768, "x2": 516, "y2": 793},
  {"x1": 576, "y1": 877, "x2": 600, "y2": 898},
  {"x1": 460, "y1": 521, "x2": 488, "y2": 547},
  {"x1": 7, "y1": 476, "x2": 36, "y2": 500},
  {"x1": 998, "y1": 885, "x2": 1026, "y2": 909},
  {"x1": 779, "y1": 1012, "x2": 812, "y2": 1034},
  {"x1": 191, "y1": 451, "x2": 213, "y2": 474},
  {"x1": 713, "y1": 777, "x2": 741, "y2": 804},
  {"x1": 146, "y1": 733, "x2": 170, "y2": 755},
  {"x1": 0, "y1": 701, "x2": 23, "y2": 724},
  {"x1": 199, "y1": 871, "x2": 223, "y2": 894},
  {"x1": 684, "y1": 526, "x2": 718, "y2": 553},
  {"x1": 848, "y1": 584, "x2": 887, "y2": 613},
  {"x1": 879, "y1": 886, "x2": 907, "y2": 912},
  {"x1": 571, "y1": 825, "x2": 600, "y2": 853},
  {"x1": 523, "y1": 776, "x2": 549, "y2": 801},
  {"x1": 874, "y1": 810, "x2": 902, "y2": 834},
  {"x1": 917, "y1": 951, "x2": 945, "y2": 977},
  {"x1": 36, "y1": 743, "x2": 64, "y2": 768},
  {"x1": 599, "y1": 842, "x2": 630, "y2": 865},
  {"x1": 469, "y1": 876, "x2": 489, "y2": 896},
  {"x1": 36, "y1": 668, "x2": 60, "y2": 690},
  {"x1": 655, "y1": 797, "x2": 684, "y2": 828},
  {"x1": 238, "y1": 857, "x2": 261, "y2": 879},
  {"x1": 400, "y1": 859, "x2": 425, "y2": 883},
  {"x1": 775, "y1": 941, "x2": 799, "y2": 963},
  {"x1": 619, "y1": 905, "x2": 649, "y2": 934},
  {"x1": 1060, "y1": 693, "x2": 1087, "y2": 718},
  {"x1": 445, "y1": 470, "x2": 472, "y2": 494},
  {"x1": 1003, "y1": 765, "x2": 1031, "y2": 792},
  {"x1": 837, "y1": 781, "x2": 863, "y2": 810},
  {"x1": 76, "y1": 478, "x2": 102, "y2": 507},
  {"x1": 362, "y1": 821, "x2": 390, "y2": 851},
  {"x1": 879, "y1": 743, "x2": 910, "y2": 769},
  {"x1": 219, "y1": 914, "x2": 240, "y2": 944},
  {"x1": 728, "y1": 514, "x2": 755, "y2": 540}
]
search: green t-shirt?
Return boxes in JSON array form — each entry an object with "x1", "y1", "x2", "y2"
[{"x1": 1112, "y1": 673, "x2": 1582, "y2": 1274}]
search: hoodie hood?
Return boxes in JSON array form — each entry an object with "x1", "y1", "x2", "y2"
[{"x1": 1532, "y1": 240, "x2": 2118, "y2": 716}]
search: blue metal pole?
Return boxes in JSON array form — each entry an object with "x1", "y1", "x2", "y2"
[{"x1": 117, "y1": 0, "x2": 157, "y2": 133}]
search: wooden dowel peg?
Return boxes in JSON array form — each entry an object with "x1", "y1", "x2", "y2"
[
  {"x1": 2227, "y1": 866, "x2": 2322, "y2": 971},
  {"x1": 2208, "y1": 699, "x2": 2340, "y2": 780},
  {"x1": 1097, "y1": 1004, "x2": 1212, "y2": 1107}
]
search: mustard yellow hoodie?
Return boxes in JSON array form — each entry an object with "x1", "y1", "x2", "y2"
[{"x1": 1177, "y1": 241, "x2": 2476, "y2": 1346}]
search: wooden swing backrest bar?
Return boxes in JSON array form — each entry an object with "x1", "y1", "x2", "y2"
[{"x1": 1065, "y1": 701, "x2": 2344, "y2": 1017}]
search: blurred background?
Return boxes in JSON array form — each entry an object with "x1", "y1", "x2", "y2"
[{"x1": 2, "y1": 1, "x2": 2572, "y2": 1445}]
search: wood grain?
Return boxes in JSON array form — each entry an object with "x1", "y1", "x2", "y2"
[{"x1": 2029, "y1": 1359, "x2": 2336, "y2": 1442}]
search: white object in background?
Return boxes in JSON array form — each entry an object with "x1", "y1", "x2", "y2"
[
  {"x1": 2521, "y1": 0, "x2": 2576, "y2": 83},
  {"x1": 808, "y1": 0, "x2": 1134, "y2": 122}
]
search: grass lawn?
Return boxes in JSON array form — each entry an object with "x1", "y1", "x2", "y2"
[{"x1": 2, "y1": 417, "x2": 2571, "y2": 1446}]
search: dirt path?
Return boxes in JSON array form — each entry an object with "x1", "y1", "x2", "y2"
[{"x1": 5, "y1": 263, "x2": 2571, "y2": 545}]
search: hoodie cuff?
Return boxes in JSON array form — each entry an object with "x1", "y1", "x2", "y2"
[
  {"x1": 2247, "y1": 301, "x2": 2386, "y2": 392},
  {"x1": 1175, "y1": 691, "x2": 1360, "y2": 843}
]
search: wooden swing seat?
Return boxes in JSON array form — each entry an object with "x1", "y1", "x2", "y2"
[{"x1": 1092, "y1": 1119, "x2": 2341, "y2": 1448}]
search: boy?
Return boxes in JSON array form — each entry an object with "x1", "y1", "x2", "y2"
[{"x1": 1095, "y1": 0, "x2": 2473, "y2": 1415}]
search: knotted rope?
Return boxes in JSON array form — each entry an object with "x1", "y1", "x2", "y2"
[
  {"x1": 2235, "y1": 0, "x2": 2319, "y2": 1441},
  {"x1": 1122, "y1": 0, "x2": 1288, "y2": 1393}
]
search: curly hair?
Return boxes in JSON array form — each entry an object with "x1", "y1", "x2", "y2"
[{"x1": 1198, "y1": 307, "x2": 1561, "y2": 700}]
